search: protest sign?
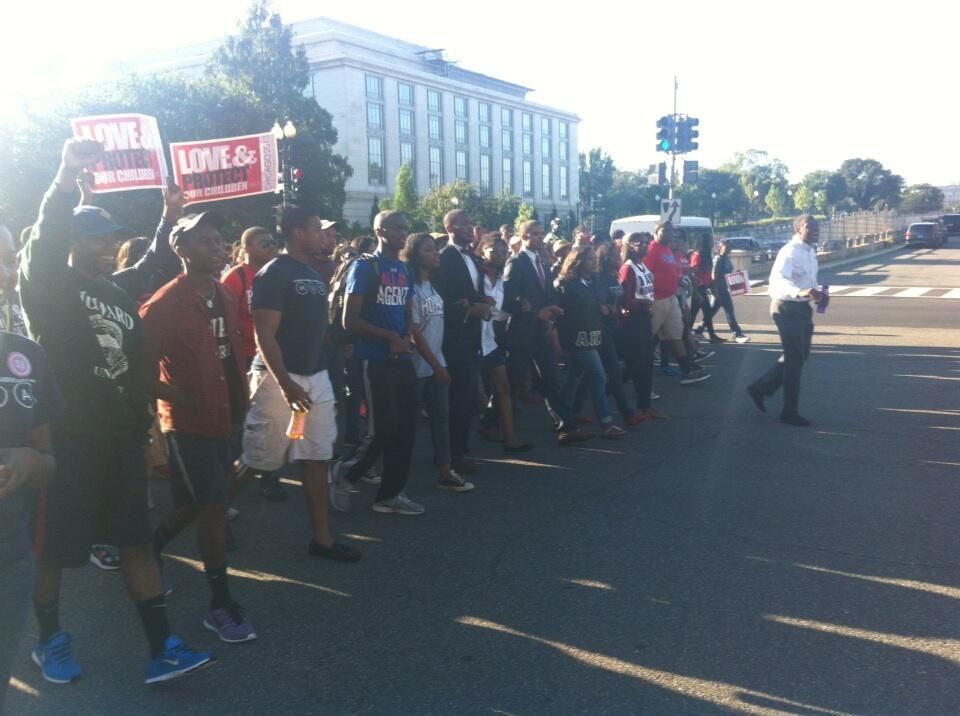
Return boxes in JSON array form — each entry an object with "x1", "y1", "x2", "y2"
[
  {"x1": 725, "y1": 270, "x2": 750, "y2": 297},
  {"x1": 71, "y1": 114, "x2": 168, "y2": 193},
  {"x1": 170, "y1": 133, "x2": 278, "y2": 205}
]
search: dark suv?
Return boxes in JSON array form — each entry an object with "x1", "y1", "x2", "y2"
[
  {"x1": 905, "y1": 222, "x2": 946, "y2": 248},
  {"x1": 940, "y1": 214, "x2": 960, "y2": 238}
]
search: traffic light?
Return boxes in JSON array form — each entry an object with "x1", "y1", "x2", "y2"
[
  {"x1": 676, "y1": 117, "x2": 700, "y2": 153},
  {"x1": 682, "y1": 160, "x2": 699, "y2": 185},
  {"x1": 656, "y1": 115, "x2": 675, "y2": 153},
  {"x1": 290, "y1": 166, "x2": 302, "y2": 197}
]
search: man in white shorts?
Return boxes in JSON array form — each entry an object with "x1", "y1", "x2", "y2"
[{"x1": 242, "y1": 207, "x2": 360, "y2": 562}]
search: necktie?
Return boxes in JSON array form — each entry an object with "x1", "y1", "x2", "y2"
[{"x1": 534, "y1": 256, "x2": 545, "y2": 288}]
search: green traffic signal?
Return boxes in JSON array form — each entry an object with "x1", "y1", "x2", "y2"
[
  {"x1": 656, "y1": 115, "x2": 675, "y2": 153},
  {"x1": 658, "y1": 138, "x2": 672, "y2": 151}
]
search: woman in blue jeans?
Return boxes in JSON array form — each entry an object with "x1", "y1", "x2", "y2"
[
  {"x1": 403, "y1": 233, "x2": 474, "y2": 492},
  {"x1": 555, "y1": 246, "x2": 626, "y2": 439}
]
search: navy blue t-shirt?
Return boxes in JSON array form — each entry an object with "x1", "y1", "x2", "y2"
[
  {"x1": 0, "y1": 332, "x2": 64, "y2": 566},
  {"x1": 251, "y1": 255, "x2": 328, "y2": 376},
  {"x1": 346, "y1": 252, "x2": 412, "y2": 361}
]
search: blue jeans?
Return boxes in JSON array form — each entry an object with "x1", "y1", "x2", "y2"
[
  {"x1": 420, "y1": 376, "x2": 451, "y2": 466},
  {"x1": 0, "y1": 556, "x2": 33, "y2": 713},
  {"x1": 562, "y1": 349, "x2": 611, "y2": 423},
  {"x1": 573, "y1": 332, "x2": 635, "y2": 419}
]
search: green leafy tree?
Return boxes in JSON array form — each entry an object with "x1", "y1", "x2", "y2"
[
  {"x1": 721, "y1": 150, "x2": 789, "y2": 216},
  {"x1": 793, "y1": 170, "x2": 846, "y2": 214},
  {"x1": 900, "y1": 184, "x2": 944, "y2": 214},
  {"x1": 677, "y1": 169, "x2": 747, "y2": 224},
  {"x1": 579, "y1": 148, "x2": 616, "y2": 210},
  {"x1": 836, "y1": 158, "x2": 904, "y2": 210},
  {"x1": 391, "y1": 163, "x2": 418, "y2": 215},
  {"x1": 764, "y1": 183, "x2": 793, "y2": 217},
  {"x1": 514, "y1": 201, "x2": 536, "y2": 232}
]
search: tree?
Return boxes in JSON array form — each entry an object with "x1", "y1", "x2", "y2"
[
  {"x1": 836, "y1": 158, "x2": 904, "y2": 210},
  {"x1": 765, "y1": 183, "x2": 793, "y2": 217},
  {"x1": 721, "y1": 150, "x2": 789, "y2": 217},
  {"x1": 390, "y1": 163, "x2": 418, "y2": 215},
  {"x1": 514, "y1": 202, "x2": 536, "y2": 232},
  {"x1": 677, "y1": 169, "x2": 746, "y2": 224},
  {"x1": 794, "y1": 170, "x2": 846, "y2": 214},
  {"x1": 208, "y1": 0, "x2": 352, "y2": 220},
  {"x1": 579, "y1": 148, "x2": 615, "y2": 209},
  {"x1": 900, "y1": 184, "x2": 944, "y2": 214}
]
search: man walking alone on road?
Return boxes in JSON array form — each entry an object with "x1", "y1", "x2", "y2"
[{"x1": 747, "y1": 215, "x2": 826, "y2": 426}]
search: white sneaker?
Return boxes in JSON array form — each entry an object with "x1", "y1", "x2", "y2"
[
  {"x1": 650, "y1": 392, "x2": 661, "y2": 401},
  {"x1": 227, "y1": 507, "x2": 240, "y2": 521},
  {"x1": 372, "y1": 493, "x2": 425, "y2": 515},
  {"x1": 734, "y1": 334, "x2": 751, "y2": 344},
  {"x1": 329, "y1": 461, "x2": 352, "y2": 512}
]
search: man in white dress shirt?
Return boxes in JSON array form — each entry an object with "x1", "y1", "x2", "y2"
[{"x1": 747, "y1": 215, "x2": 826, "y2": 426}]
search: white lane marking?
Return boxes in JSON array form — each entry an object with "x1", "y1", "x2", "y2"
[
  {"x1": 892, "y1": 287, "x2": 934, "y2": 298},
  {"x1": 942, "y1": 288, "x2": 960, "y2": 299},
  {"x1": 842, "y1": 287, "x2": 889, "y2": 297}
]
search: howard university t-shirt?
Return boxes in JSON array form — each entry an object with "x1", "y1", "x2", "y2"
[
  {"x1": 346, "y1": 252, "x2": 412, "y2": 361},
  {"x1": 251, "y1": 255, "x2": 328, "y2": 376},
  {"x1": 0, "y1": 333, "x2": 64, "y2": 566}
]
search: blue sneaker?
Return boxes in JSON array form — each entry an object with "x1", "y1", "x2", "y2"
[
  {"x1": 658, "y1": 365, "x2": 679, "y2": 376},
  {"x1": 32, "y1": 631, "x2": 82, "y2": 684},
  {"x1": 144, "y1": 635, "x2": 215, "y2": 684}
]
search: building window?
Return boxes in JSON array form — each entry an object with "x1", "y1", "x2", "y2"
[
  {"x1": 365, "y1": 75, "x2": 383, "y2": 100},
  {"x1": 479, "y1": 125, "x2": 491, "y2": 149},
  {"x1": 368, "y1": 137, "x2": 385, "y2": 186},
  {"x1": 523, "y1": 160, "x2": 533, "y2": 197},
  {"x1": 522, "y1": 112, "x2": 532, "y2": 132},
  {"x1": 541, "y1": 137, "x2": 551, "y2": 159},
  {"x1": 479, "y1": 154, "x2": 491, "y2": 192},
  {"x1": 522, "y1": 134, "x2": 532, "y2": 156},
  {"x1": 559, "y1": 165, "x2": 568, "y2": 200},
  {"x1": 541, "y1": 163, "x2": 551, "y2": 200},
  {"x1": 559, "y1": 142, "x2": 568, "y2": 162},
  {"x1": 427, "y1": 89, "x2": 442, "y2": 113},
  {"x1": 502, "y1": 129, "x2": 513, "y2": 153},
  {"x1": 479, "y1": 102, "x2": 491, "y2": 124},
  {"x1": 400, "y1": 141, "x2": 414, "y2": 171},
  {"x1": 429, "y1": 146, "x2": 443, "y2": 188},
  {"x1": 502, "y1": 107, "x2": 513, "y2": 128},
  {"x1": 398, "y1": 82, "x2": 414, "y2": 107},
  {"x1": 502, "y1": 157, "x2": 513, "y2": 194},
  {"x1": 454, "y1": 96, "x2": 467, "y2": 118},
  {"x1": 428, "y1": 115, "x2": 442, "y2": 141},
  {"x1": 367, "y1": 102, "x2": 383, "y2": 130},
  {"x1": 559, "y1": 121, "x2": 568, "y2": 141},
  {"x1": 541, "y1": 117, "x2": 551, "y2": 136},
  {"x1": 399, "y1": 109, "x2": 414, "y2": 137},
  {"x1": 455, "y1": 119, "x2": 467, "y2": 145},
  {"x1": 456, "y1": 150, "x2": 468, "y2": 180}
]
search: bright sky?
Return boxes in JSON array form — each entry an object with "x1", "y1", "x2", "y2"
[{"x1": 6, "y1": 0, "x2": 959, "y2": 186}]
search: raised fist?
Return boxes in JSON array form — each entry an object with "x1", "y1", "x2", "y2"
[{"x1": 61, "y1": 138, "x2": 103, "y2": 171}]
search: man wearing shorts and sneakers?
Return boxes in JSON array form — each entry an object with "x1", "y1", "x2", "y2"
[
  {"x1": 643, "y1": 221, "x2": 710, "y2": 386},
  {"x1": 242, "y1": 207, "x2": 360, "y2": 563},
  {"x1": 19, "y1": 139, "x2": 212, "y2": 685},
  {"x1": 140, "y1": 211, "x2": 256, "y2": 643}
]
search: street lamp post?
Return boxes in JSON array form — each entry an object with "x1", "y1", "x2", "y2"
[{"x1": 272, "y1": 120, "x2": 297, "y2": 226}]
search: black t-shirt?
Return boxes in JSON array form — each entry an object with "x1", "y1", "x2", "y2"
[
  {"x1": 593, "y1": 273, "x2": 623, "y2": 333},
  {"x1": 0, "y1": 332, "x2": 64, "y2": 566},
  {"x1": 205, "y1": 291, "x2": 245, "y2": 425},
  {"x1": 251, "y1": 255, "x2": 328, "y2": 376},
  {"x1": 556, "y1": 278, "x2": 603, "y2": 351}
]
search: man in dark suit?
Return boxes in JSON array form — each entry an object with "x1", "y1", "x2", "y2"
[
  {"x1": 433, "y1": 209, "x2": 493, "y2": 474},
  {"x1": 503, "y1": 220, "x2": 590, "y2": 445}
]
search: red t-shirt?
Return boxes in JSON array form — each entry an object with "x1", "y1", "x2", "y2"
[
  {"x1": 642, "y1": 241, "x2": 680, "y2": 299},
  {"x1": 222, "y1": 264, "x2": 257, "y2": 360}
]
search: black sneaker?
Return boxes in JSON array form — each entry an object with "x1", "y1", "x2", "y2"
[
  {"x1": 747, "y1": 385, "x2": 767, "y2": 413},
  {"x1": 780, "y1": 414, "x2": 811, "y2": 427},
  {"x1": 680, "y1": 369, "x2": 710, "y2": 385},
  {"x1": 308, "y1": 540, "x2": 362, "y2": 562}
]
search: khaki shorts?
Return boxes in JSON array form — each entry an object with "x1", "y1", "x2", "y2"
[
  {"x1": 650, "y1": 297, "x2": 684, "y2": 341},
  {"x1": 242, "y1": 369, "x2": 337, "y2": 471}
]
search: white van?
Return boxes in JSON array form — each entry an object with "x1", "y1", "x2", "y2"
[{"x1": 609, "y1": 215, "x2": 714, "y2": 250}]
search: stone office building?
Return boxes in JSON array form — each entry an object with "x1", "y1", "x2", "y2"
[{"x1": 124, "y1": 17, "x2": 580, "y2": 227}]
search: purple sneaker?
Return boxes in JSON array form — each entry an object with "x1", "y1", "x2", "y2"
[{"x1": 202, "y1": 605, "x2": 257, "y2": 643}]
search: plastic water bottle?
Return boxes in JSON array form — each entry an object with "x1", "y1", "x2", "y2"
[
  {"x1": 286, "y1": 409, "x2": 308, "y2": 440},
  {"x1": 816, "y1": 284, "x2": 829, "y2": 314}
]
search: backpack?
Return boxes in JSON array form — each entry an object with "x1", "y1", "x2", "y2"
[{"x1": 326, "y1": 254, "x2": 381, "y2": 345}]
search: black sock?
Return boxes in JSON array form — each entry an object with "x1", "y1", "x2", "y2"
[
  {"x1": 34, "y1": 600, "x2": 60, "y2": 642},
  {"x1": 678, "y1": 354, "x2": 692, "y2": 373},
  {"x1": 136, "y1": 595, "x2": 171, "y2": 658},
  {"x1": 153, "y1": 524, "x2": 175, "y2": 563},
  {"x1": 205, "y1": 565, "x2": 232, "y2": 610}
]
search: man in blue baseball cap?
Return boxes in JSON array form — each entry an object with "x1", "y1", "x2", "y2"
[{"x1": 18, "y1": 138, "x2": 214, "y2": 686}]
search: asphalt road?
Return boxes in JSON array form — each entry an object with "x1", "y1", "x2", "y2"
[{"x1": 6, "y1": 245, "x2": 960, "y2": 716}]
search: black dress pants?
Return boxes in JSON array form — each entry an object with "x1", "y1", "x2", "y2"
[{"x1": 753, "y1": 300, "x2": 813, "y2": 417}]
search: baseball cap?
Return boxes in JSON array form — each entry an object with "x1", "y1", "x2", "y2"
[
  {"x1": 71, "y1": 206, "x2": 124, "y2": 239},
  {"x1": 320, "y1": 219, "x2": 337, "y2": 230},
  {"x1": 170, "y1": 211, "x2": 226, "y2": 247}
]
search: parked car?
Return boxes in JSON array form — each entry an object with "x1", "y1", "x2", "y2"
[
  {"x1": 905, "y1": 222, "x2": 946, "y2": 248},
  {"x1": 940, "y1": 213, "x2": 960, "y2": 238},
  {"x1": 761, "y1": 240, "x2": 787, "y2": 262},
  {"x1": 721, "y1": 236, "x2": 765, "y2": 263}
]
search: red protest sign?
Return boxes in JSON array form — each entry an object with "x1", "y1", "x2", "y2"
[
  {"x1": 71, "y1": 114, "x2": 168, "y2": 193},
  {"x1": 169, "y1": 133, "x2": 279, "y2": 205}
]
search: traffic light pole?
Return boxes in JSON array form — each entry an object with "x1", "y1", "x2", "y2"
[{"x1": 669, "y1": 76, "x2": 678, "y2": 200}]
